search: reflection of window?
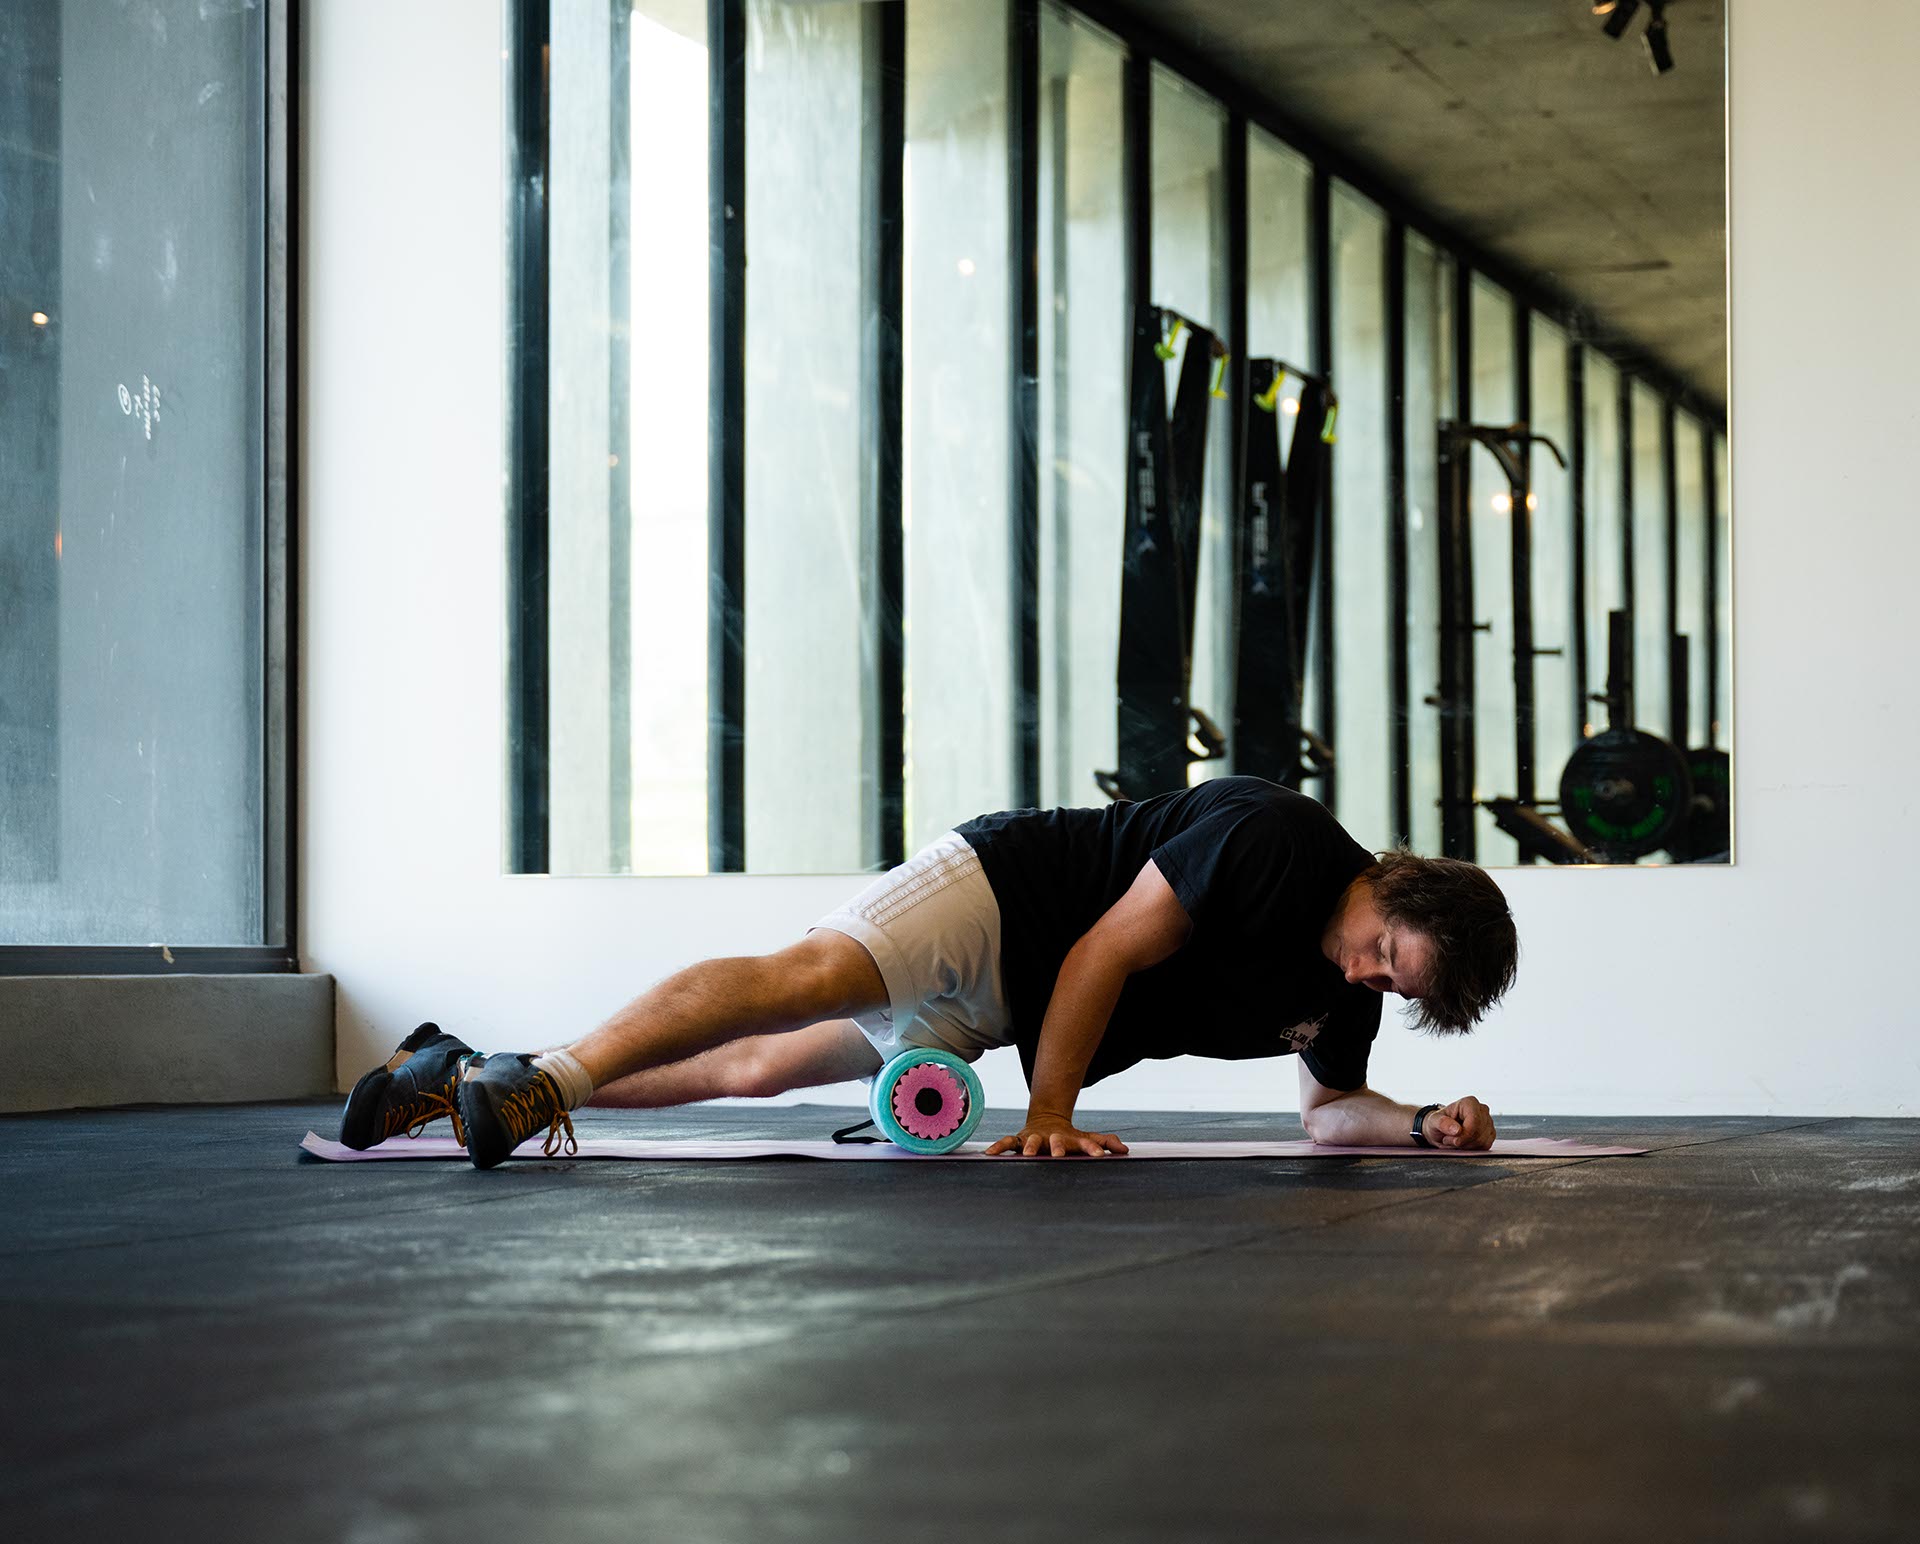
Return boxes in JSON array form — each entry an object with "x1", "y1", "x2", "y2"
[
  {"x1": 744, "y1": 0, "x2": 873, "y2": 873},
  {"x1": 1403, "y1": 236, "x2": 1454, "y2": 857},
  {"x1": 1150, "y1": 67, "x2": 1233, "y2": 787},
  {"x1": 1673, "y1": 412, "x2": 1708, "y2": 750},
  {"x1": 510, "y1": 0, "x2": 1730, "y2": 874},
  {"x1": 1469, "y1": 277, "x2": 1517, "y2": 859},
  {"x1": 1630, "y1": 381, "x2": 1670, "y2": 747},
  {"x1": 1330, "y1": 185, "x2": 1390, "y2": 851},
  {"x1": 903, "y1": 0, "x2": 1014, "y2": 848},
  {"x1": 1037, "y1": 4, "x2": 1126, "y2": 809},
  {"x1": 1713, "y1": 433, "x2": 1732, "y2": 751},
  {"x1": 1, "y1": 2, "x2": 285, "y2": 959},
  {"x1": 621, "y1": 4, "x2": 707, "y2": 875},
  {"x1": 1530, "y1": 317, "x2": 1578, "y2": 800},
  {"x1": 1584, "y1": 351, "x2": 1626, "y2": 709}
]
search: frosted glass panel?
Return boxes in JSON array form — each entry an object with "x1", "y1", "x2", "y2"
[{"x1": 0, "y1": 0, "x2": 267, "y2": 944}]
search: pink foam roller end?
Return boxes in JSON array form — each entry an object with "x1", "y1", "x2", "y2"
[{"x1": 891, "y1": 1061, "x2": 968, "y2": 1140}]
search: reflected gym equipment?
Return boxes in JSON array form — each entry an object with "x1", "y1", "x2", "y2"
[
  {"x1": 1233, "y1": 357, "x2": 1338, "y2": 791},
  {"x1": 1483, "y1": 609, "x2": 1726, "y2": 865},
  {"x1": 1433, "y1": 419, "x2": 1567, "y2": 861},
  {"x1": 1560, "y1": 727, "x2": 1691, "y2": 859},
  {"x1": 1098, "y1": 304, "x2": 1230, "y2": 803}
]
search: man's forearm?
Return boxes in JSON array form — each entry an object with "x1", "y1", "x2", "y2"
[
  {"x1": 1303, "y1": 1089, "x2": 1425, "y2": 1146},
  {"x1": 1026, "y1": 938, "x2": 1128, "y2": 1118}
]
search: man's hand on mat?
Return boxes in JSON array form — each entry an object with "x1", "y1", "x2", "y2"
[
  {"x1": 985, "y1": 1114, "x2": 1130, "y2": 1158},
  {"x1": 1424, "y1": 1097, "x2": 1494, "y2": 1150}
]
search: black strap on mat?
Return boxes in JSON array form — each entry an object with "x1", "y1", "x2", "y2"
[{"x1": 831, "y1": 1117, "x2": 883, "y2": 1145}]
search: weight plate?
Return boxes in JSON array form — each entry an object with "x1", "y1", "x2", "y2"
[
  {"x1": 1668, "y1": 747, "x2": 1731, "y2": 861},
  {"x1": 1559, "y1": 728, "x2": 1692, "y2": 859}
]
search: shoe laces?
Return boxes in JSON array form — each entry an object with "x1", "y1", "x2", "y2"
[
  {"x1": 499, "y1": 1070, "x2": 578, "y2": 1158},
  {"x1": 382, "y1": 1086, "x2": 467, "y2": 1147}
]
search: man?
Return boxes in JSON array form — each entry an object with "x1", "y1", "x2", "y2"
[{"x1": 341, "y1": 776, "x2": 1518, "y2": 1168}]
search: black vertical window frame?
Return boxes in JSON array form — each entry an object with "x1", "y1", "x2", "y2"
[
  {"x1": 1702, "y1": 426, "x2": 1721, "y2": 746},
  {"x1": 1567, "y1": 340, "x2": 1589, "y2": 744},
  {"x1": 504, "y1": 0, "x2": 551, "y2": 877},
  {"x1": 1384, "y1": 218, "x2": 1410, "y2": 846},
  {"x1": 1009, "y1": 0, "x2": 1042, "y2": 810},
  {"x1": 1510, "y1": 300, "x2": 1536, "y2": 859},
  {"x1": 607, "y1": 5, "x2": 633, "y2": 873},
  {"x1": 1043, "y1": 42, "x2": 1072, "y2": 799},
  {"x1": 1308, "y1": 166, "x2": 1334, "y2": 813},
  {"x1": 1225, "y1": 113, "x2": 1248, "y2": 774},
  {"x1": 1662, "y1": 396, "x2": 1683, "y2": 748},
  {"x1": 1124, "y1": 50, "x2": 1149, "y2": 327},
  {"x1": 1448, "y1": 258, "x2": 1474, "y2": 861},
  {"x1": 862, "y1": 2, "x2": 906, "y2": 869},
  {"x1": 708, "y1": 0, "x2": 747, "y2": 873}
]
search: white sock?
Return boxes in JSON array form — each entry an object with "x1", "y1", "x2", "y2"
[{"x1": 533, "y1": 1047, "x2": 595, "y2": 1111}]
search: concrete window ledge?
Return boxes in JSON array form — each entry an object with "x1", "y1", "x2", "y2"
[{"x1": 1, "y1": 974, "x2": 335, "y2": 1114}]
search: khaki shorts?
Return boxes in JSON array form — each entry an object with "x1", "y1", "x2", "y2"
[{"x1": 810, "y1": 831, "x2": 1015, "y2": 1065}]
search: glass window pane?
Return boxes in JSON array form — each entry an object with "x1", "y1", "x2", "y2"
[
  {"x1": 1037, "y1": 4, "x2": 1125, "y2": 809},
  {"x1": 1529, "y1": 317, "x2": 1578, "y2": 801},
  {"x1": 743, "y1": 0, "x2": 871, "y2": 872},
  {"x1": 1714, "y1": 431, "x2": 1731, "y2": 753},
  {"x1": 1583, "y1": 351, "x2": 1624, "y2": 732},
  {"x1": 1674, "y1": 411, "x2": 1708, "y2": 750},
  {"x1": 904, "y1": 0, "x2": 1013, "y2": 846},
  {"x1": 1246, "y1": 129, "x2": 1310, "y2": 366},
  {"x1": 1403, "y1": 236, "x2": 1454, "y2": 856},
  {"x1": 1149, "y1": 67, "x2": 1232, "y2": 788},
  {"x1": 1, "y1": 3, "x2": 267, "y2": 943},
  {"x1": 565, "y1": 0, "x2": 711, "y2": 876},
  {"x1": 1330, "y1": 185, "x2": 1390, "y2": 850},
  {"x1": 1630, "y1": 381, "x2": 1669, "y2": 745},
  {"x1": 1468, "y1": 277, "x2": 1516, "y2": 859}
]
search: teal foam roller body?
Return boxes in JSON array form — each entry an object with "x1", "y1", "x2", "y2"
[{"x1": 868, "y1": 1047, "x2": 985, "y2": 1154}]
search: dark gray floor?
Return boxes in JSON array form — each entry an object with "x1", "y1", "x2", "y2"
[{"x1": 3, "y1": 1102, "x2": 1917, "y2": 1543}]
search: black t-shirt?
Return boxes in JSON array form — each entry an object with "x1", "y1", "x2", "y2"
[{"x1": 957, "y1": 776, "x2": 1380, "y2": 1091}]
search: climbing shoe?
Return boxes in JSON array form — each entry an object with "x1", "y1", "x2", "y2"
[{"x1": 339, "y1": 1022, "x2": 475, "y2": 1150}]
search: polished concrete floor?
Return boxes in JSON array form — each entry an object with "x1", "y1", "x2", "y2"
[{"x1": 2, "y1": 1101, "x2": 1916, "y2": 1543}]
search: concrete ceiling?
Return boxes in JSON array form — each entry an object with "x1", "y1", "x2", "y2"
[{"x1": 1103, "y1": 0, "x2": 1727, "y2": 409}]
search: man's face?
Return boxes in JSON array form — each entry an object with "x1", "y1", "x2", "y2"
[{"x1": 1321, "y1": 883, "x2": 1435, "y2": 999}]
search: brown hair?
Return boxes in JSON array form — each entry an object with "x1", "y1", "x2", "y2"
[{"x1": 1362, "y1": 851, "x2": 1517, "y2": 1035}]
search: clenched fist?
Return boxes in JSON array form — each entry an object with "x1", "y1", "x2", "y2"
[{"x1": 1423, "y1": 1096, "x2": 1494, "y2": 1150}]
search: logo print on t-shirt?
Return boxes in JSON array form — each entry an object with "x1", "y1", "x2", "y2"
[{"x1": 1276, "y1": 1016, "x2": 1325, "y2": 1052}]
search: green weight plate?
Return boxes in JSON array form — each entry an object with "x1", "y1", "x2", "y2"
[{"x1": 1560, "y1": 728, "x2": 1692, "y2": 859}]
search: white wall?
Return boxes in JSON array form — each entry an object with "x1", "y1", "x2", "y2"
[{"x1": 303, "y1": 0, "x2": 1919, "y2": 1120}]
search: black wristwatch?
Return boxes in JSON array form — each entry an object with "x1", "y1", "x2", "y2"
[{"x1": 1411, "y1": 1103, "x2": 1443, "y2": 1148}]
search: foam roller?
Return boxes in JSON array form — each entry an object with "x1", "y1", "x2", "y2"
[{"x1": 868, "y1": 1047, "x2": 985, "y2": 1155}]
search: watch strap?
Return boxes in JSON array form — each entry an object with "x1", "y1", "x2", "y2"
[{"x1": 1411, "y1": 1103, "x2": 1443, "y2": 1148}]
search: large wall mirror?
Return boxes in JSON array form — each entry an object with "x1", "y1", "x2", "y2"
[{"x1": 504, "y1": 0, "x2": 1728, "y2": 876}]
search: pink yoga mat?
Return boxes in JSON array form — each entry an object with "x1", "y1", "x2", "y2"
[{"x1": 300, "y1": 1131, "x2": 1647, "y2": 1163}]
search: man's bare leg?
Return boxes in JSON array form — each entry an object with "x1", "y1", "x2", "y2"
[
  {"x1": 590, "y1": 1019, "x2": 883, "y2": 1108},
  {"x1": 561, "y1": 930, "x2": 888, "y2": 1096}
]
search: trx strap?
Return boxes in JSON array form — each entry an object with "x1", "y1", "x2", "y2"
[
  {"x1": 1103, "y1": 305, "x2": 1226, "y2": 802},
  {"x1": 1233, "y1": 359, "x2": 1336, "y2": 788}
]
